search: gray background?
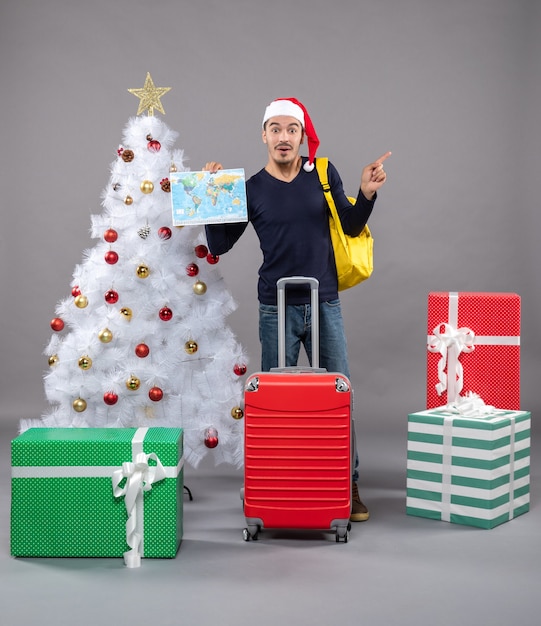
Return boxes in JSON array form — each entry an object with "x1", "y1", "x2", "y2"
[
  {"x1": 1, "y1": 0, "x2": 539, "y2": 427},
  {"x1": 0, "y1": 2, "x2": 540, "y2": 625}
]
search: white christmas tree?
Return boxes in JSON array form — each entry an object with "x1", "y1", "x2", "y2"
[{"x1": 24, "y1": 74, "x2": 248, "y2": 468}]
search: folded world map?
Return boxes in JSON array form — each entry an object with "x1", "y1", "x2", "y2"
[{"x1": 170, "y1": 168, "x2": 248, "y2": 226}]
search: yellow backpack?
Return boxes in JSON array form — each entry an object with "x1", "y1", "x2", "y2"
[{"x1": 316, "y1": 157, "x2": 374, "y2": 291}]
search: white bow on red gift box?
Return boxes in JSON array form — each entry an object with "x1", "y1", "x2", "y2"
[{"x1": 427, "y1": 322, "x2": 476, "y2": 400}]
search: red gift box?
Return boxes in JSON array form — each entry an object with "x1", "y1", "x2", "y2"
[{"x1": 427, "y1": 292, "x2": 521, "y2": 409}]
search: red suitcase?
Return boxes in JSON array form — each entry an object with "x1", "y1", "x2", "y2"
[{"x1": 242, "y1": 277, "x2": 352, "y2": 542}]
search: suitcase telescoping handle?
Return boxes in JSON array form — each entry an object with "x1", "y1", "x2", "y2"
[{"x1": 276, "y1": 276, "x2": 320, "y2": 369}]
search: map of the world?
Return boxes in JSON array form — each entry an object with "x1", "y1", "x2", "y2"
[{"x1": 170, "y1": 168, "x2": 248, "y2": 226}]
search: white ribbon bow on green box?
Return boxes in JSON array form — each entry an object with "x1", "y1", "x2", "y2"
[{"x1": 112, "y1": 438, "x2": 168, "y2": 568}]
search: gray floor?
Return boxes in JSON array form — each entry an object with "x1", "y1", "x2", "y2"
[{"x1": 1, "y1": 415, "x2": 539, "y2": 626}]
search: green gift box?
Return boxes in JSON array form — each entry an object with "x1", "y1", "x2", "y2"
[
  {"x1": 11, "y1": 427, "x2": 183, "y2": 566},
  {"x1": 407, "y1": 408, "x2": 530, "y2": 529}
]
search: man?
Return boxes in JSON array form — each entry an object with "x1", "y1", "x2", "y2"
[{"x1": 204, "y1": 97, "x2": 390, "y2": 521}]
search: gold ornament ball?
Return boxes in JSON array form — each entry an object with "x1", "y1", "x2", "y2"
[
  {"x1": 184, "y1": 340, "x2": 198, "y2": 355},
  {"x1": 120, "y1": 307, "x2": 133, "y2": 321},
  {"x1": 74, "y1": 294, "x2": 88, "y2": 308},
  {"x1": 193, "y1": 280, "x2": 207, "y2": 296},
  {"x1": 126, "y1": 375, "x2": 141, "y2": 391},
  {"x1": 136, "y1": 264, "x2": 150, "y2": 278},
  {"x1": 170, "y1": 163, "x2": 178, "y2": 173},
  {"x1": 98, "y1": 328, "x2": 113, "y2": 343},
  {"x1": 73, "y1": 398, "x2": 87, "y2": 412},
  {"x1": 124, "y1": 195, "x2": 134, "y2": 205},
  {"x1": 78, "y1": 355, "x2": 93, "y2": 370},
  {"x1": 140, "y1": 180, "x2": 154, "y2": 194},
  {"x1": 231, "y1": 406, "x2": 244, "y2": 420},
  {"x1": 48, "y1": 354, "x2": 59, "y2": 366}
]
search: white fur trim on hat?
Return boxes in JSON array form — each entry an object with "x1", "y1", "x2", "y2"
[{"x1": 262, "y1": 100, "x2": 305, "y2": 128}]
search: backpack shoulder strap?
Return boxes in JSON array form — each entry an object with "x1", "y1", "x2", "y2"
[
  {"x1": 315, "y1": 157, "x2": 339, "y2": 222},
  {"x1": 315, "y1": 157, "x2": 330, "y2": 192},
  {"x1": 315, "y1": 157, "x2": 351, "y2": 250}
]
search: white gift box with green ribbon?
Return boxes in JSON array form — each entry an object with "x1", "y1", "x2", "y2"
[
  {"x1": 11, "y1": 427, "x2": 183, "y2": 566},
  {"x1": 407, "y1": 405, "x2": 530, "y2": 529}
]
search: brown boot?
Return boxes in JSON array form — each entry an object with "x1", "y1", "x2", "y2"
[{"x1": 350, "y1": 482, "x2": 369, "y2": 522}]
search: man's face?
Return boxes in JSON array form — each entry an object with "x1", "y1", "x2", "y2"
[{"x1": 262, "y1": 115, "x2": 304, "y2": 166}]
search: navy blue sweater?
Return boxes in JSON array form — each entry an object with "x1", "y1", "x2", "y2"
[{"x1": 205, "y1": 157, "x2": 375, "y2": 305}]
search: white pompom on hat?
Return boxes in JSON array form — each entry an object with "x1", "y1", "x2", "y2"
[{"x1": 262, "y1": 97, "x2": 320, "y2": 172}]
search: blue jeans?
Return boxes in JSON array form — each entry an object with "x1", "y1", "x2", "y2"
[{"x1": 258, "y1": 300, "x2": 359, "y2": 483}]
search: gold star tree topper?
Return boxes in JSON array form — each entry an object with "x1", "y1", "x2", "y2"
[{"x1": 128, "y1": 72, "x2": 171, "y2": 116}]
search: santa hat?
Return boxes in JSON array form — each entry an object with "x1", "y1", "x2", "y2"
[{"x1": 262, "y1": 97, "x2": 320, "y2": 172}]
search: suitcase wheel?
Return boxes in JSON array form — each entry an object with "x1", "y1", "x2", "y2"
[
  {"x1": 336, "y1": 526, "x2": 349, "y2": 543},
  {"x1": 243, "y1": 526, "x2": 259, "y2": 542}
]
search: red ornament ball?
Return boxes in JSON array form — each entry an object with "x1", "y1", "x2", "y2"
[
  {"x1": 159, "y1": 306, "x2": 173, "y2": 321},
  {"x1": 148, "y1": 386, "x2": 164, "y2": 402},
  {"x1": 194, "y1": 244, "x2": 208, "y2": 258},
  {"x1": 135, "y1": 343, "x2": 150, "y2": 358},
  {"x1": 206, "y1": 253, "x2": 219, "y2": 265},
  {"x1": 186, "y1": 262, "x2": 199, "y2": 277},
  {"x1": 104, "y1": 289, "x2": 119, "y2": 304},
  {"x1": 105, "y1": 250, "x2": 119, "y2": 265},
  {"x1": 103, "y1": 392, "x2": 118, "y2": 406},
  {"x1": 147, "y1": 139, "x2": 161, "y2": 153},
  {"x1": 158, "y1": 226, "x2": 172, "y2": 240},
  {"x1": 50, "y1": 317, "x2": 64, "y2": 332},
  {"x1": 71, "y1": 285, "x2": 81, "y2": 297},
  {"x1": 204, "y1": 427, "x2": 219, "y2": 449},
  {"x1": 104, "y1": 229, "x2": 118, "y2": 243},
  {"x1": 234, "y1": 363, "x2": 247, "y2": 376}
]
